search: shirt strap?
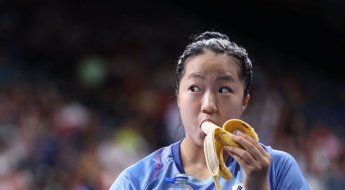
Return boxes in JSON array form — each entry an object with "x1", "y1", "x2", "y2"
[{"x1": 172, "y1": 140, "x2": 185, "y2": 173}]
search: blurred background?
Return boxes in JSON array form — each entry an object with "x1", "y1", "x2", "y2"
[{"x1": 0, "y1": 0, "x2": 344, "y2": 189}]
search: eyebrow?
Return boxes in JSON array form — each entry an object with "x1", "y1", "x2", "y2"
[
  {"x1": 187, "y1": 73, "x2": 206, "y2": 80},
  {"x1": 187, "y1": 73, "x2": 235, "y2": 82},
  {"x1": 216, "y1": 75, "x2": 235, "y2": 82}
]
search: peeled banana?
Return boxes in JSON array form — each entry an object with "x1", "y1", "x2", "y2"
[{"x1": 201, "y1": 119, "x2": 259, "y2": 190}]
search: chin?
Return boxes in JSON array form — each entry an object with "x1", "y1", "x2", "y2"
[{"x1": 197, "y1": 134, "x2": 206, "y2": 148}]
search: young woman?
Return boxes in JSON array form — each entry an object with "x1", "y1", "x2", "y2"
[{"x1": 110, "y1": 31, "x2": 310, "y2": 190}]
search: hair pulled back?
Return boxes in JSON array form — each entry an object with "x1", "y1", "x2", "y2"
[{"x1": 175, "y1": 31, "x2": 253, "y2": 97}]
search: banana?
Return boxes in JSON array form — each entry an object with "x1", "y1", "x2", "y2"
[{"x1": 201, "y1": 119, "x2": 259, "y2": 190}]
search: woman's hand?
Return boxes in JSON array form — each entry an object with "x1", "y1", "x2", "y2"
[{"x1": 224, "y1": 131, "x2": 272, "y2": 190}]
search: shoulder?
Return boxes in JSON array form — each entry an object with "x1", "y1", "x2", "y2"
[
  {"x1": 263, "y1": 145, "x2": 300, "y2": 171},
  {"x1": 262, "y1": 144, "x2": 311, "y2": 190},
  {"x1": 109, "y1": 143, "x2": 175, "y2": 190}
]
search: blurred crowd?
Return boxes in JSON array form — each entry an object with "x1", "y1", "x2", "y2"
[{"x1": 0, "y1": 1, "x2": 344, "y2": 190}]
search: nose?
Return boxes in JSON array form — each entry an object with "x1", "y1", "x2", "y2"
[{"x1": 201, "y1": 91, "x2": 217, "y2": 114}]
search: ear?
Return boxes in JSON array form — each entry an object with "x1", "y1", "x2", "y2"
[{"x1": 241, "y1": 94, "x2": 250, "y2": 113}]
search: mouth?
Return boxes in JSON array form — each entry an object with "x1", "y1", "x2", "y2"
[
  {"x1": 200, "y1": 119, "x2": 216, "y2": 128},
  {"x1": 200, "y1": 119, "x2": 221, "y2": 136}
]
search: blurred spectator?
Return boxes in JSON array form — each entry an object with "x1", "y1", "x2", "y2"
[{"x1": 0, "y1": 1, "x2": 343, "y2": 189}]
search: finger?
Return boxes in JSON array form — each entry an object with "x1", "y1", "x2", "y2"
[
  {"x1": 228, "y1": 151, "x2": 247, "y2": 167},
  {"x1": 227, "y1": 146, "x2": 272, "y2": 179},
  {"x1": 237, "y1": 132, "x2": 270, "y2": 157},
  {"x1": 225, "y1": 146, "x2": 256, "y2": 166},
  {"x1": 232, "y1": 133, "x2": 263, "y2": 160}
]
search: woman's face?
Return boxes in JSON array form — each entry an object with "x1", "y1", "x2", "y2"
[{"x1": 177, "y1": 51, "x2": 250, "y2": 148}]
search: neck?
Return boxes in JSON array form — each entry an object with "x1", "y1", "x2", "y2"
[
  {"x1": 180, "y1": 137, "x2": 211, "y2": 179},
  {"x1": 180, "y1": 138, "x2": 205, "y2": 163}
]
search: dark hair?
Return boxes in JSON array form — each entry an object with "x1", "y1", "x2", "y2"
[{"x1": 175, "y1": 31, "x2": 253, "y2": 97}]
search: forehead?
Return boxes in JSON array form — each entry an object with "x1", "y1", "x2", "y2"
[{"x1": 183, "y1": 51, "x2": 241, "y2": 79}]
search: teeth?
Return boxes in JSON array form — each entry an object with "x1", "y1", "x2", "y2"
[{"x1": 202, "y1": 119, "x2": 259, "y2": 190}]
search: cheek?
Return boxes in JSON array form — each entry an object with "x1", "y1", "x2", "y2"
[
  {"x1": 178, "y1": 95, "x2": 199, "y2": 123},
  {"x1": 221, "y1": 97, "x2": 245, "y2": 117},
  {"x1": 178, "y1": 94, "x2": 197, "y2": 113}
]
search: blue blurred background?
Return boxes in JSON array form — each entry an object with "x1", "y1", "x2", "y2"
[{"x1": 0, "y1": 0, "x2": 344, "y2": 189}]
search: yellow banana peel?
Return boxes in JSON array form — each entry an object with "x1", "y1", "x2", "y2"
[{"x1": 201, "y1": 119, "x2": 259, "y2": 190}]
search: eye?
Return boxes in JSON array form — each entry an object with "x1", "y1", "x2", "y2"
[
  {"x1": 218, "y1": 87, "x2": 232, "y2": 93},
  {"x1": 189, "y1": 85, "x2": 201, "y2": 92}
]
